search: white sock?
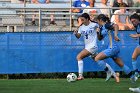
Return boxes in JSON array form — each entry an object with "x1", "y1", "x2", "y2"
[
  {"x1": 106, "y1": 63, "x2": 116, "y2": 77},
  {"x1": 78, "y1": 60, "x2": 83, "y2": 77}
]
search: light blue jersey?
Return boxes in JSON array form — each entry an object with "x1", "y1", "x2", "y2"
[
  {"x1": 100, "y1": 24, "x2": 120, "y2": 58},
  {"x1": 100, "y1": 24, "x2": 118, "y2": 48}
]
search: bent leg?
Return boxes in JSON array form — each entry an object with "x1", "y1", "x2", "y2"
[
  {"x1": 112, "y1": 57, "x2": 124, "y2": 67},
  {"x1": 113, "y1": 57, "x2": 131, "y2": 74},
  {"x1": 95, "y1": 52, "x2": 117, "y2": 81},
  {"x1": 76, "y1": 49, "x2": 91, "y2": 79},
  {"x1": 94, "y1": 52, "x2": 107, "y2": 62},
  {"x1": 132, "y1": 47, "x2": 140, "y2": 61},
  {"x1": 77, "y1": 49, "x2": 91, "y2": 61},
  {"x1": 132, "y1": 47, "x2": 140, "y2": 78}
]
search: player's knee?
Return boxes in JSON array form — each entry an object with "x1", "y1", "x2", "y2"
[
  {"x1": 76, "y1": 55, "x2": 82, "y2": 61},
  {"x1": 132, "y1": 57, "x2": 136, "y2": 61},
  {"x1": 94, "y1": 57, "x2": 99, "y2": 62}
]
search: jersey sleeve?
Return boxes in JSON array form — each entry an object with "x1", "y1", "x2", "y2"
[
  {"x1": 101, "y1": 26, "x2": 108, "y2": 37},
  {"x1": 96, "y1": 23, "x2": 99, "y2": 28},
  {"x1": 94, "y1": 23, "x2": 99, "y2": 30},
  {"x1": 78, "y1": 26, "x2": 82, "y2": 34}
]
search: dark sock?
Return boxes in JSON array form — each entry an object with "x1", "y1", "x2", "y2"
[
  {"x1": 135, "y1": 69, "x2": 139, "y2": 73},
  {"x1": 128, "y1": 71, "x2": 133, "y2": 76},
  {"x1": 104, "y1": 67, "x2": 108, "y2": 72}
]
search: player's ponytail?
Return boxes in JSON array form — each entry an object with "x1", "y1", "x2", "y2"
[
  {"x1": 105, "y1": 16, "x2": 111, "y2": 24},
  {"x1": 97, "y1": 14, "x2": 114, "y2": 30},
  {"x1": 97, "y1": 14, "x2": 110, "y2": 23}
]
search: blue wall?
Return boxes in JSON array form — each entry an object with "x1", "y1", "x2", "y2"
[{"x1": 0, "y1": 31, "x2": 139, "y2": 74}]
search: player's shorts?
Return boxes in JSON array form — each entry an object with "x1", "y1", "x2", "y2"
[
  {"x1": 85, "y1": 46, "x2": 98, "y2": 57},
  {"x1": 102, "y1": 46, "x2": 120, "y2": 58}
]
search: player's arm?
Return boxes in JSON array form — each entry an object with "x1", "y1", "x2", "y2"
[
  {"x1": 129, "y1": 33, "x2": 140, "y2": 38},
  {"x1": 74, "y1": 24, "x2": 81, "y2": 39},
  {"x1": 74, "y1": 17, "x2": 83, "y2": 39},
  {"x1": 113, "y1": 24, "x2": 120, "y2": 41},
  {"x1": 96, "y1": 28, "x2": 103, "y2": 41},
  {"x1": 74, "y1": 29, "x2": 81, "y2": 39}
]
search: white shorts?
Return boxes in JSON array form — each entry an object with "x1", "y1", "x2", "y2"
[{"x1": 85, "y1": 46, "x2": 98, "y2": 57}]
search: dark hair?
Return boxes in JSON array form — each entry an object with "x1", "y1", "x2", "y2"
[
  {"x1": 130, "y1": 13, "x2": 140, "y2": 21},
  {"x1": 77, "y1": 13, "x2": 97, "y2": 26},
  {"x1": 97, "y1": 14, "x2": 114, "y2": 30},
  {"x1": 81, "y1": 13, "x2": 91, "y2": 21},
  {"x1": 97, "y1": 14, "x2": 110, "y2": 23}
]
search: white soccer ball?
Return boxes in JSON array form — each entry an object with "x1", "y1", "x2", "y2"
[{"x1": 67, "y1": 73, "x2": 77, "y2": 82}]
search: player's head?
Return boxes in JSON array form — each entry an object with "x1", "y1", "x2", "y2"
[
  {"x1": 130, "y1": 13, "x2": 140, "y2": 27},
  {"x1": 96, "y1": 14, "x2": 110, "y2": 25},
  {"x1": 79, "y1": 13, "x2": 91, "y2": 25},
  {"x1": 77, "y1": 15, "x2": 83, "y2": 26}
]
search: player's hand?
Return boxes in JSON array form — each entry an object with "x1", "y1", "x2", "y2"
[
  {"x1": 96, "y1": 28, "x2": 100, "y2": 33},
  {"x1": 129, "y1": 34, "x2": 139, "y2": 38},
  {"x1": 115, "y1": 36, "x2": 120, "y2": 41}
]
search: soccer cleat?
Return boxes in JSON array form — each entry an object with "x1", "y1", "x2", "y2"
[
  {"x1": 129, "y1": 87, "x2": 140, "y2": 93},
  {"x1": 115, "y1": 73, "x2": 120, "y2": 83},
  {"x1": 77, "y1": 76, "x2": 84, "y2": 80},
  {"x1": 135, "y1": 72, "x2": 140, "y2": 78},
  {"x1": 130, "y1": 75, "x2": 138, "y2": 83},
  {"x1": 105, "y1": 70, "x2": 113, "y2": 81},
  {"x1": 105, "y1": 63, "x2": 114, "y2": 81}
]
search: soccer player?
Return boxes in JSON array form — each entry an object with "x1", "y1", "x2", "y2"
[
  {"x1": 129, "y1": 13, "x2": 140, "y2": 92},
  {"x1": 74, "y1": 13, "x2": 117, "y2": 81},
  {"x1": 129, "y1": 13, "x2": 140, "y2": 77},
  {"x1": 95, "y1": 14, "x2": 136, "y2": 83}
]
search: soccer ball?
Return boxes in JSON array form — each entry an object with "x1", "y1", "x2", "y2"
[{"x1": 67, "y1": 73, "x2": 77, "y2": 82}]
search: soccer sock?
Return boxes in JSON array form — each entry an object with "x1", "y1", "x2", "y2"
[
  {"x1": 78, "y1": 60, "x2": 83, "y2": 77},
  {"x1": 106, "y1": 63, "x2": 116, "y2": 77},
  {"x1": 96, "y1": 60, "x2": 106, "y2": 70},
  {"x1": 122, "y1": 64, "x2": 131, "y2": 75},
  {"x1": 132, "y1": 59, "x2": 137, "y2": 71},
  {"x1": 132, "y1": 59, "x2": 139, "y2": 75}
]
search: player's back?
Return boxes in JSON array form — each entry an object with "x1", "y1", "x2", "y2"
[{"x1": 100, "y1": 25, "x2": 118, "y2": 48}]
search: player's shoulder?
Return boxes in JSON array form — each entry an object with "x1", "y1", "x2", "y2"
[
  {"x1": 90, "y1": 21, "x2": 97, "y2": 24},
  {"x1": 90, "y1": 21, "x2": 99, "y2": 26}
]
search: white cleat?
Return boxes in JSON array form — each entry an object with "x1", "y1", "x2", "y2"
[
  {"x1": 115, "y1": 72, "x2": 120, "y2": 83},
  {"x1": 130, "y1": 75, "x2": 138, "y2": 83},
  {"x1": 77, "y1": 76, "x2": 84, "y2": 81},
  {"x1": 105, "y1": 63, "x2": 114, "y2": 81},
  {"x1": 129, "y1": 87, "x2": 140, "y2": 93},
  {"x1": 105, "y1": 70, "x2": 112, "y2": 81}
]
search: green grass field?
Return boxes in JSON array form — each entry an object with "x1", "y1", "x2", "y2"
[{"x1": 0, "y1": 78, "x2": 139, "y2": 93}]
